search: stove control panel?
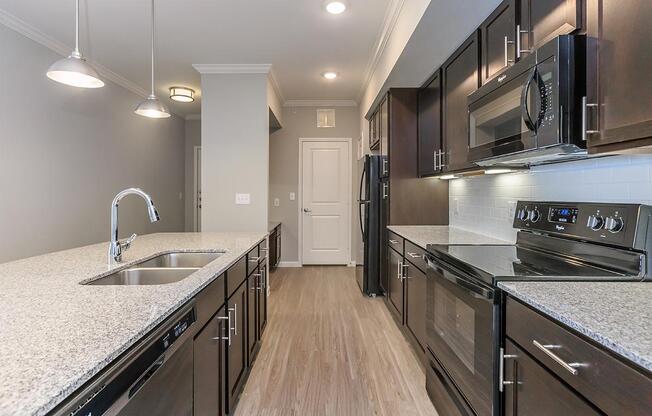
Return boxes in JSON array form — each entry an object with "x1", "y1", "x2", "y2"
[{"x1": 513, "y1": 201, "x2": 648, "y2": 249}]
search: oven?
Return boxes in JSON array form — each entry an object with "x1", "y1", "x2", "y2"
[
  {"x1": 467, "y1": 35, "x2": 585, "y2": 166},
  {"x1": 424, "y1": 253, "x2": 500, "y2": 416}
]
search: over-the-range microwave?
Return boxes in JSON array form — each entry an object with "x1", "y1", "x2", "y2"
[{"x1": 467, "y1": 35, "x2": 587, "y2": 166}]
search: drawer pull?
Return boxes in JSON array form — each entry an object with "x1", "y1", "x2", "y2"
[
  {"x1": 407, "y1": 252, "x2": 421, "y2": 258},
  {"x1": 533, "y1": 340, "x2": 581, "y2": 375},
  {"x1": 389, "y1": 240, "x2": 399, "y2": 244}
]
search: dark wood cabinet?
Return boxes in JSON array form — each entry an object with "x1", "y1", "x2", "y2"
[
  {"x1": 586, "y1": 0, "x2": 652, "y2": 151},
  {"x1": 404, "y1": 259, "x2": 427, "y2": 352},
  {"x1": 418, "y1": 71, "x2": 443, "y2": 177},
  {"x1": 519, "y1": 0, "x2": 581, "y2": 53},
  {"x1": 503, "y1": 339, "x2": 600, "y2": 416},
  {"x1": 480, "y1": 0, "x2": 517, "y2": 84},
  {"x1": 379, "y1": 96, "x2": 389, "y2": 178},
  {"x1": 247, "y1": 271, "x2": 258, "y2": 365},
  {"x1": 387, "y1": 247, "x2": 404, "y2": 324},
  {"x1": 257, "y1": 260, "x2": 268, "y2": 339},
  {"x1": 442, "y1": 31, "x2": 479, "y2": 172},
  {"x1": 226, "y1": 281, "x2": 247, "y2": 413},
  {"x1": 194, "y1": 306, "x2": 228, "y2": 416},
  {"x1": 369, "y1": 110, "x2": 380, "y2": 150},
  {"x1": 269, "y1": 225, "x2": 281, "y2": 270}
]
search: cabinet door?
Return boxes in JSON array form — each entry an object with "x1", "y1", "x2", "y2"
[
  {"x1": 442, "y1": 32, "x2": 479, "y2": 172},
  {"x1": 520, "y1": 0, "x2": 581, "y2": 52},
  {"x1": 247, "y1": 272, "x2": 258, "y2": 365},
  {"x1": 380, "y1": 96, "x2": 390, "y2": 177},
  {"x1": 481, "y1": 0, "x2": 517, "y2": 84},
  {"x1": 226, "y1": 282, "x2": 247, "y2": 412},
  {"x1": 504, "y1": 340, "x2": 601, "y2": 416},
  {"x1": 194, "y1": 307, "x2": 227, "y2": 416},
  {"x1": 379, "y1": 187, "x2": 390, "y2": 295},
  {"x1": 275, "y1": 231, "x2": 281, "y2": 266},
  {"x1": 418, "y1": 71, "x2": 443, "y2": 177},
  {"x1": 387, "y1": 248, "x2": 404, "y2": 323},
  {"x1": 269, "y1": 231, "x2": 277, "y2": 270},
  {"x1": 257, "y1": 264, "x2": 268, "y2": 338},
  {"x1": 586, "y1": 0, "x2": 652, "y2": 149},
  {"x1": 405, "y1": 263, "x2": 427, "y2": 352}
]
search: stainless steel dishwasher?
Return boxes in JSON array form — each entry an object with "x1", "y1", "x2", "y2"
[{"x1": 51, "y1": 302, "x2": 196, "y2": 416}]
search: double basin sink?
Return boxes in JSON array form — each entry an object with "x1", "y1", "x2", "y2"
[{"x1": 86, "y1": 252, "x2": 223, "y2": 286}]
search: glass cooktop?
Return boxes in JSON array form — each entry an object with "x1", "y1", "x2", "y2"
[{"x1": 425, "y1": 244, "x2": 636, "y2": 285}]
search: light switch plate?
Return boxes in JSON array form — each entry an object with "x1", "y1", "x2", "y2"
[
  {"x1": 273, "y1": 198, "x2": 280, "y2": 207},
  {"x1": 235, "y1": 193, "x2": 251, "y2": 205},
  {"x1": 289, "y1": 192, "x2": 296, "y2": 201}
]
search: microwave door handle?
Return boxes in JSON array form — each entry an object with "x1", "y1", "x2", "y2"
[{"x1": 521, "y1": 67, "x2": 537, "y2": 132}]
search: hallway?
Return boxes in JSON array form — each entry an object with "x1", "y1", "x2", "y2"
[{"x1": 235, "y1": 266, "x2": 437, "y2": 416}]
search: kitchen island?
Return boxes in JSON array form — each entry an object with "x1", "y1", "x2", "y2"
[{"x1": 0, "y1": 232, "x2": 267, "y2": 416}]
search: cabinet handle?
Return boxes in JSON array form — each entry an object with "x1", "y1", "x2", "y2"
[
  {"x1": 249, "y1": 256, "x2": 260, "y2": 263},
  {"x1": 433, "y1": 150, "x2": 438, "y2": 170},
  {"x1": 407, "y1": 252, "x2": 421, "y2": 259},
  {"x1": 389, "y1": 239, "x2": 399, "y2": 245},
  {"x1": 382, "y1": 183, "x2": 389, "y2": 199},
  {"x1": 504, "y1": 36, "x2": 515, "y2": 67},
  {"x1": 582, "y1": 96, "x2": 599, "y2": 141},
  {"x1": 516, "y1": 24, "x2": 531, "y2": 58},
  {"x1": 499, "y1": 347, "x2": 518, "y2": 392},
  {"x1": 216, "y1": 311, "x2": 232, "y2": 346},
  {"x1": 397, "y1": 261, "x2": 403, "y2": 280},
  {"x1": 402, "y1": 263, "x2": 409, "y2": 279},
  {"x1": 532, "y1": 340, "x2": 582, "y2": 375},
  {"x1": 229, "y1": 305, "x2": 238, "y2": 336},
  {"x1": 261, "y1": 268, "x2": 266, "y2": 290},
  {"x1": 382, "y1": 159, "x2": 388, "y2": 174}
]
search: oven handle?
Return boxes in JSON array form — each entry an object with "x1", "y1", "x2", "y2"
[
  {"x1": 424, "y1": 255, "x2": 494, "y2": 300},
  {"x1": 520, "y1": 67, "x2": 538, "y2": 132}
]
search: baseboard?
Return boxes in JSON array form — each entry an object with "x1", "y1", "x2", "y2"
[
  {"x1": 347, "y1": 261, "x2": 356, "y2": 267},
  {"x1": 277, "y1": 261, "x2": 302, "y2": 268}
]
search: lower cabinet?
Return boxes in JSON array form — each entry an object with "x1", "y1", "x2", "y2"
[
  {"x1": 226, "y1": 281, "x2": 248, "y2": 413},
  {"x1": 257, "y1": 261, "x2": 268, "y2": 338},
  {"x1": 269, "y1": 225, "x2": 282, "y2": 270},
  {"x1": 405, "y1": 262, "x2": 427, "y2": 352},
  {"x1": 504, "y1": 340, "x2": 600, "y2": 416},
  {"x1": 247, "y1": 270, "x2": 258, "y2": 364},
  {"x1": 194, "y1": 306, "x2": 228, "y2": 416},
  {"x1": 387, "y1": 247, "x2": 404, "y2": 323}
]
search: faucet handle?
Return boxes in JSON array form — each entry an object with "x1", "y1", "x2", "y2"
[{"x1": 122, "y1": 233, "x2": 137, "y2": 250}]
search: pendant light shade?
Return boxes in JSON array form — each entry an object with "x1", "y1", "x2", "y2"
[
  {"x1": 135, "y1": 0, "x2": 170, "y2": 119},
  {"x1": 47, "y1": 0, "x2": 104, "y2": 88}
]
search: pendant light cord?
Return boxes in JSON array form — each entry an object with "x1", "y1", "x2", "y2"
[
  {"x1": 150, "y1": 0, "x2": 155, "y2": 95},
  {"x1": 74, "y1": 0, "x2": 80, "y2": 56}
]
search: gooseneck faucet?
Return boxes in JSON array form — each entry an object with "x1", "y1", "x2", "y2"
[{"x1": 109, "y1": 188, "x2": 160, "y2": 264}]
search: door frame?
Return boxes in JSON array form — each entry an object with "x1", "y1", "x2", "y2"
[
  {"x1": 298, "y1": 138, "x2": 353, "y2": 266},
  {"x1": 193, "y1": 145, "x2": 202, "y2": 232}
]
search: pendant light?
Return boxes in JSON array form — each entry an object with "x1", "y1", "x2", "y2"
[
  {"x1": 47, "y1": 0, "x2": 104, "y2": 88},
  {"x1": 135, "y1": 0, "x2": 170, "y2": 118}
]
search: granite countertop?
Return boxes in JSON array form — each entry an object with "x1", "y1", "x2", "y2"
[
  {"x1": 268, "y1": 221, "x2": 281, "y2": 232},
  {"x1": 0, "y1": 232, "x2": 266, "y2": 416},
  {"x1": 387, "y1": 225, "x2": 510, "y2": 249},
  {"x1": 499, "y1": 281, "x2": 652, "y2": 372}
]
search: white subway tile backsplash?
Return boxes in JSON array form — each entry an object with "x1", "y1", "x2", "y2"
[{"x1": 449, "y1": 155, "x2": 652, "y2": 242}]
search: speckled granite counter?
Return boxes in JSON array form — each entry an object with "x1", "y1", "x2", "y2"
[
  {"x1": 0, "y1": 232, "x2": 266, "y2": 416},
  {"x1": 387, "y1": 225, "x2": 510, "y2": 249},
  {"x1": 499, "y1": 281, "x2": 652, "y2": 372}
]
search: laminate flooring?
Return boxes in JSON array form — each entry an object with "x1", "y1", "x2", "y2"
[{"x1": 234, "y1": 266, "x2": 438, "y2": 416}]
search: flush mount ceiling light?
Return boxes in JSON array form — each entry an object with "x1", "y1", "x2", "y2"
[
  {"x1": 169, "y1": 87, "x2": 195, "y2": 103},
  {"x1": 46, "y1": 0, "x2": 104, "y2": 88},
  {"x1": 322, "y1": 71, "x2": 339, "y2": 80},
  {"x1": 135, "y1": 0, "x2": 170, "y2": 119},
  {"x1": 324, "y1": 1, "x2": 347, "y2": 14}
]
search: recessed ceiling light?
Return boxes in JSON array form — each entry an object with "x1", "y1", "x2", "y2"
[
  {"x1": 325, "y1": 1, "x2": 347, "y2": 15},
  {"x1": 322, "y1": 71, "x2": 338, "y2": 80},
  {"x1": 169, "y1": 86, "x2": 195, "y2": 103}
]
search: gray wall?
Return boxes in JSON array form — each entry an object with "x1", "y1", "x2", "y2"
[
  {"x1": 269, "y1": 106, "x2": 361, "y2": 264},
  {"x1": 200, "y1": 73, "x2": 269, "y2": 232},
  {"x1": 0, "y1": 25, "x2": 186, "y2": 263},
  {"x1": 184, "y1": 119, "x2": 201, "y2": 231}
]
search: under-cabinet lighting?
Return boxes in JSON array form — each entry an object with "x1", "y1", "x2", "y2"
[
  {"x1": 439, "y1": 174, "x2": 458, "y2": 180},
  {"x1": 484, "y1": 168, "x2": 515, "y2": 175}
]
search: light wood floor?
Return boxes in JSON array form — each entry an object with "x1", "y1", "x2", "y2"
[{"x1": 235, "y1": 266, "x2": 438, "y2": 416}]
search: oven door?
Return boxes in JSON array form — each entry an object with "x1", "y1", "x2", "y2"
[
  {"x1": 468, "y1": 67, "x2": 537, "y2": 162},
  {"x1": 425, "y1": 254, "x2": 498, "y2": 416}
]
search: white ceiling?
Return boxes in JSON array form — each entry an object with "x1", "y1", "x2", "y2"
[{"x1": 0, "y1": 0, "x2": 393, "y2": 116}]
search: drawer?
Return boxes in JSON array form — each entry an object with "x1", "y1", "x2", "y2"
[
  {"x1": 404, "y1": 240, "x2": 427, "y2": 273},
  {"x1": 195, "y1": 273, "x2": 226, "y2": 332},
  {"x1": 506, "y1": 297, "x2": 652, "y2": 415},
  {"x1": 227, "y1": 256, "x2": 247, "y2": 298},
  {"x1": 387, "y1": 231, "x2": 404, "y2": 255},
  {"x1": 246, "y1": 245, "x2": 260, "y2": 276}
]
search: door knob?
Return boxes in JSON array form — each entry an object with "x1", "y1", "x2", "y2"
[{"x1": 303, "y1": 208, "x2": 312, "y2": 213}]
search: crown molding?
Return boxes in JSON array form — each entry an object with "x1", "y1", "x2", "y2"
[
  {"x1": 0, "y1": 8, "x2": 151, "y2": 99},
  {"x1": 356, "y1": 0, "x2": 406, "y2": 103},
  {"x1": 192, "y1": 64, "x2": 273, "y2": 74},
  {"x1": 284, "y1": 100, "x2": 358, "y2": 108},
  {"x1": 185, "y1": 113, "x2": 201, "y2": 121}
]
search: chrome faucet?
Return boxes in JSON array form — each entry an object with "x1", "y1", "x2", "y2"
[{"x1": 109, "y1": 188, "x2": 160, "y2": 264}]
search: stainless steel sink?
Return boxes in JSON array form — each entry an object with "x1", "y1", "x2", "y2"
[
  {"x1": 85, "y1": 251, "x2": 223, "y2": 286},
  {"x1": 136, "y1": 251, "x2": 223, "y2": 268},
  {"x1": 87, "y1": 267, "x2": 199, "y2": 286}
]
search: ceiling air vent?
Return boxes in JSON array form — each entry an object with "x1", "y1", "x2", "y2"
[{"x1": 317, "y1": 109, "x2": 336, "y2": 128}]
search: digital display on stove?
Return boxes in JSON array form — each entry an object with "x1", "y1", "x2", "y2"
[{"x1": 549, "y1": 207, "x2": 578, "y2": 224}]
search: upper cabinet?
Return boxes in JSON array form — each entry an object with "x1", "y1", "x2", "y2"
[
  {"x1": 480, "y1": 0, "x2": 517, "y2": 84},
  {"x1": 418, "y1": 71, "x2": 443, "y2": 177},
  {"x1": 442, "y1": 31, "x2": 480, "y2": 172},
  {"x1": 369, "y1": 110, "x2": 380, "y2": 151},
  {"x1": 380, "y1": 96, "x2": 389, "y2": 160},
  {"x1": 586, "y1": 0, "x2": 652, "y2": 151},
  {"x1": 519, "y1": 0, "x2": 582, "y2": 53}
]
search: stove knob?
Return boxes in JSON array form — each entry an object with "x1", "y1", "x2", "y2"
[
  {"x1": 528, "y1": 209, "x2": 541, "y2": 223},
  {"x1": 604, "y1": 216, "x2": 624, "y2": 233},
  {"x1": 586, "y1": 215, "x2": 604, "y2": 231},
  {"x1": 517, "y1": 208, "x2": 530, "y2": 221}
]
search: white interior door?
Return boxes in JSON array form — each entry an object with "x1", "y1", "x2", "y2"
[{"x1": 301, "y1": 140, "x2": 351, "y2": 265}]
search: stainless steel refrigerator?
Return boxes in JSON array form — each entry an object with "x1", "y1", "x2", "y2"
[{"x1": 355, "y1": 155, "x2": 385, "y2": 296}]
